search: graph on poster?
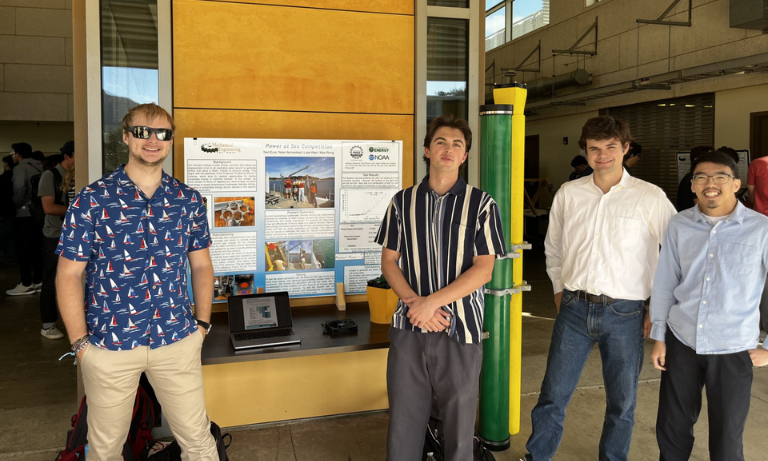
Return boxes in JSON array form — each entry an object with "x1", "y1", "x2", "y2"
[{"x1": 340, "y1": 189, "x2": 398, "y2": 223}]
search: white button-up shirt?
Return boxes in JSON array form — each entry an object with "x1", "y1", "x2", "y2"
[{"x1": 545, "y1": 171, "x2": 677, "y2": 301}]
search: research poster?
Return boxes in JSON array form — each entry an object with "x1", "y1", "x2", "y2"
[
  {"x1": 676, "y1": 149, "x2": 750, "y2": 184},
  {"x1": 184, "y1": 138, "x2": 402, "y2": 302}
]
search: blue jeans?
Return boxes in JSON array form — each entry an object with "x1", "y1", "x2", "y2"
[{"x1": 525, "y1": 290, "x2": 645, "y2": 461}]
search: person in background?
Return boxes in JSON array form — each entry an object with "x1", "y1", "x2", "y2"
[
  {"x1": 0, "y1": 155, "x2": 16, "y2": 264},
  {"x1": 37, "y1": 141, "x2": 75, "y2": 340},
  {"x1": 676, "y1": 146, "x2": 713, "y2": 212},
  {"x1": 568, "y1": 154, "x2": 593, "y2": 181},
  {"x1": 622, "y1": 141, "x2": 642, "y2": 174},
  {"x1": 6, "y1": 142, "x2": 43, "y2": 296},
  {"x1": 747, "y1": 151, "x2": 768, "y2": 336}
]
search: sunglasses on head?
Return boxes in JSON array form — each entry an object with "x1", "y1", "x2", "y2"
[{"x1": 127, "y1": 126, "x2": 174, "y2": 141}]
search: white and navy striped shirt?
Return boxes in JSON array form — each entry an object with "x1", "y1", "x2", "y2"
[{"x1": 375, "y1": 175, "x2": 507, "y2": 344}]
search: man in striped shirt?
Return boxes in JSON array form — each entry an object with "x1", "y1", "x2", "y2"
[{"x1": 375, "y1": 114, "x2": 506, "y2": 461}]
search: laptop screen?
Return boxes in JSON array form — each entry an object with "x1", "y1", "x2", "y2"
[
  {"x1": 242, "y1": 297, "x2": 277, "y2": 330},
  {"x1": 228, "y1": 292, "x2": 292, "y2": 333}
]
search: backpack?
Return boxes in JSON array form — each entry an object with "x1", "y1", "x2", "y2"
[
  {"x1": 146, "y1": 421, "x2": 231, "y2": 461},
  {"x1": 29, "y1": 168, "x2": 63, "y2": 221},
  {"x1": 421, "y1": 417, "x2": 495, "y2": 461},
  {"x1": 54, "y1": 387, "x2": 155, "y2": 461}
]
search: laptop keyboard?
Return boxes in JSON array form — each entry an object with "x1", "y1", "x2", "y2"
[{"x1": 234, "y1": 329, "x2": 293, "y2": 341}]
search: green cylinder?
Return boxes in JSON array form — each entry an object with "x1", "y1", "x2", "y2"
[{"x1": 478, "y1": 105, "x2": 514, "y2": 449}]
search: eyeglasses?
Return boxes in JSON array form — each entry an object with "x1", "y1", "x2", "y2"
[
  {"x1": 127, "y1": 126, "x2": 174, "y2": 141},
  {"x1": 691, "y1": 173, "x2": 735, "y2": 185}
]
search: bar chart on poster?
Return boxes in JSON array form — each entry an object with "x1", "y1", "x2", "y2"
[{"x1": 184, "y1": 138, "x2": 402, "y2": 302}]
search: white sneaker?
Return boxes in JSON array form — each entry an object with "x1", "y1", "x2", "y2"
[
  {"x1": 41, "y1": 327, "x2": 65, "y2": 340},
  {"x1": 6, "y1": 283, "x2": 35, "y2": 296},
  {"x1": 33, "y1": 282, "x2": 42, "y2": 293}
]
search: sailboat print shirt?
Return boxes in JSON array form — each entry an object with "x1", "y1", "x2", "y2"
[{"x1": 56, "y1": 165, "x2": 211, "y2": 351}]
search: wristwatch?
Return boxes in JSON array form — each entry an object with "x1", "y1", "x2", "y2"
[{"x1": 196, "y1": 319, "x2": 212, "y2": 335}]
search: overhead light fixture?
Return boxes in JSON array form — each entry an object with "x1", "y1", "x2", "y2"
[
  {"x1": 704, "y1": 105, "x2": 713, "y2": 108},
  {"x1": 658, "y1": 104, "x2": 666, "y2": 107},
  {"x1": 669, "y1": 103, "x2": 676, "y2": 106},
  {"x1": 685, "y1": 104, "x2": 695, "y2": 107}
]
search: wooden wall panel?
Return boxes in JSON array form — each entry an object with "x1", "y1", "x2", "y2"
[
  {"x1": 174, "y1": 109, "x2": 414, "y2": 188},
  {"x1": 173, "y1": 0, "x2": 414, "y2": 114},
  {"x1": 199, "y1": 0, "x2": 413, "y2": 15}
]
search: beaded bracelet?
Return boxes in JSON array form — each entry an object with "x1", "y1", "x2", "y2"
[{"x1": 71, "y1": 335, "x2": 90, "y2": 353}]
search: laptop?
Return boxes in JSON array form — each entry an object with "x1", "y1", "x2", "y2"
[{"x1": 228, "y1": 292, "x2": 301, "y2": 350}]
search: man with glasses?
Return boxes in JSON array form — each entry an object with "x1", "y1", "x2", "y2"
[
  {"x1": 651, "y1": 151, "x2": 768, "y2": 461},
  {"x1": 56, "y1": 103, "x2": 219, "y2": 460},
  {"x1": 524, "y1": 116, "x2": 676, "y2": 461}
]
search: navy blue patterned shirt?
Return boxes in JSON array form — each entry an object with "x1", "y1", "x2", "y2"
[{"x1": 57, "y1": 165, "x2": 211, "y2": 351}]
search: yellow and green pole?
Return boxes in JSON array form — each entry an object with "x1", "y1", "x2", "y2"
[{"x1": 478, "y1": 84, "x2": 528, "y2": 449}]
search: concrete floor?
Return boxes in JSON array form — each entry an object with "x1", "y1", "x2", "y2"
[{"x1": 2, "y1": 247, "x2": 768, "y2": 460}]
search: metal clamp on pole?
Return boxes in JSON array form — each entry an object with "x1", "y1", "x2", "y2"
[
  {"x1": 497, "y1": 253, "x2": 521, "y2": 260},
  {"x1": 517, "y1": 281, "x2": 532, "y2": 292},
  {"x1": 484, "y1": 287, "x2": 521, "y2": 297},
  {"x1": 510, "y1": 242, "x2": 533, "y2": 251}
]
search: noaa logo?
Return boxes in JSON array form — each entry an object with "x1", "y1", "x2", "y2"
[
  {"x1": 350, "y1": 146, "x2": 363, "y2": 159},
  {"x1": 369, "y1": 154, "x2": 375, "y2": 160},
  {"x1": 369, "y1": 154, "x2": 390, "y2": 161}
]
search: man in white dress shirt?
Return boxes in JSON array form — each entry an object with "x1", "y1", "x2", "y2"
[{"x1": 522, "y1": 116, "x2": 677, "y2": 461}]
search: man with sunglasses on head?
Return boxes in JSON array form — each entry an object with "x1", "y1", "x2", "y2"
[
  {"x1": 56, "y1": 103, "x2": 219, "y2": 460},
  {"x1": 650, "y1": 151, "x2": 768, "y2": 461}
]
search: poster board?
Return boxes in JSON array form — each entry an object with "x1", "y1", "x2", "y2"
[
  {"x1": 184, "y1": 138, "x2": 402, "y2": 303},
  {"x1": 676, "y1": 149, "x2": 751, "y2": 183}
]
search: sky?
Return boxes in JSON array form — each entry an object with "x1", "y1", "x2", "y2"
[
  {"x1": 486, "y1": 0, "x2": 544, "y2": 37},
  {"x1": 265, "y1": 156, "x2": 335, "y2": 179},
  {"x1": 102, "y1": 67, "x2": 159, "y2": 104}
]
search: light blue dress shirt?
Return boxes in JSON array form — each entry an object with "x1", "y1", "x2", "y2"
[{"x1": 650, "y1": 202, "x2": 768, "y2": 354}]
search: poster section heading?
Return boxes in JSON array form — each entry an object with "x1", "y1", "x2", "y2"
[{"x1": 183, "y1": 138, "x2": 402, "y2": 301}]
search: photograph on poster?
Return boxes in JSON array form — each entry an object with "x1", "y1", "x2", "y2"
[
  {"x1": 265, "y1": 157, "x2": 335, "y2": 209},
  {"x1": 234, "y1": 274, "x2": 255, "y2": 295},
  {"x1": 214, "y1": 197, "x2": 255, "y2": 227},
  {"x1": 213, "y1": 275, "x2": 234, "y2": 301},
  {"x1": 312, "y1": 239, "x2": 336, "y2": 269},
  {"x1": 288, "y1": 240, "x2": 313, "y2": 270},
  {"x1": 265, "y1": 241, "x2": 289, "y2": 271}
]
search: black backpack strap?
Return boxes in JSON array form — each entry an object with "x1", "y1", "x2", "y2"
[{"x1": 51, "y1": 168, "x2": 64, "y2": 206}]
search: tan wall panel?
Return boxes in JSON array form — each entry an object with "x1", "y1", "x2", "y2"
[
  {"x1": 173, "y1": 109, "x2": 414, "y2": 188},
  {"x1": 203, "y1": 348, "x2": 388, "y2": 427},
  {"x1": 199, "y1": 0, "x2": 412, "y2": 15},
  {"x1": 173, "y1": 0, "x2": 414, "y2": 114}
]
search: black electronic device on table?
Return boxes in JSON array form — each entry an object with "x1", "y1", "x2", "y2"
[
  {"x1": 322, "y1": 319, "x2": 358, "y2": 335},
  {"x1": 228, "y1": 292, "x2": 301, "y2": 350}
]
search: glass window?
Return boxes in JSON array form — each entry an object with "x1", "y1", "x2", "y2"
[
  {"x1": 485, "y1": 6, "x2": 506, "y2": 51},
  {"x1": 428, "y1": 0, "x2": 469, "y2": 7},
  {"x1": 512, "y1": 0, "x2": 550, "y2": 41},
  {"x1": 100, "y1": 0, "x2": 160, "y2": 174},
  {"x1": 427, "y1": 17, "x2": 468, "y2": 179}
]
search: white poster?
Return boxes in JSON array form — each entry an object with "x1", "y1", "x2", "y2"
[{"x1": 184, "y1": 137, "x2": 402, "y2": 300}]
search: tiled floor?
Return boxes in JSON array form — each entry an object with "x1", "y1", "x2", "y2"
[{"x1": 2, "y1": 248, "x2": 768, "y2": 460}]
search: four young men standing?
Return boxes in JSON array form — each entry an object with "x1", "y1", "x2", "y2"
[{"x1": 23, "y1": 103, "x2": 766, "y2": 459}]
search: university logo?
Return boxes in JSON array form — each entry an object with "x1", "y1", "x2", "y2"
[{"x1": 350, "y1": 146, "x2": 363, "y2": 159}]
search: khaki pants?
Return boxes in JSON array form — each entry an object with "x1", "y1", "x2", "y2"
[{"x1": 80, "y1": 330, "x2": 218, "y2": 461}]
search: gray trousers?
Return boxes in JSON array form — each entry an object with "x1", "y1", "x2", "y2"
[{"x1": 386, "y1": 327, "x2": 483, "y2": 461}]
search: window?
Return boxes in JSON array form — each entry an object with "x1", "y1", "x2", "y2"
[
  {"x1": 485, "y1": 0, "x2": 550, "y2": 51},
  {"x1": 100, "y1": 0, "x2": 160, "y2": 174}
]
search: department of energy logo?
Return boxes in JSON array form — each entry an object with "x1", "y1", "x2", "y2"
[{"x1": 350, "y1": 146, "x2": 363, "y2": 159}]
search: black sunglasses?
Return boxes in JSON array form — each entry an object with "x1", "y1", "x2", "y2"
[{"x1": 127, "y1": 126, "x2": 174, "y2": 141}]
